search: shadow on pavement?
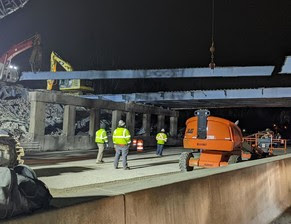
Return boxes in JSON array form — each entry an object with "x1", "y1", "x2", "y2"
[
  {"x1": 129, "y1": 160, "x2": 178, "y2": 170},
  {"x1": 35, "y1": 166, "x2": 94, "y2": 177},
  {"x1": 51, "y1": 196, "x2": 109, "y2": 208},
  {"x1": 271, "y1": 206, "x2": 291, "y2": 224},
  {"x1": 127, "y1": 153, "x2": 181, "y2": 161}
]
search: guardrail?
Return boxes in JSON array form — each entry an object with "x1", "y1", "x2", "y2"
[{"x1": 243, "y1": 134, "x2": 287, "y2": 154}]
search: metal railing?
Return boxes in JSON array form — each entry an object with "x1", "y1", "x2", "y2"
[{"x1": 243, "y1": 133, "x2": 287, "y2": 154}]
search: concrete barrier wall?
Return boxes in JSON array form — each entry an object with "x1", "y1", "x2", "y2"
[
  {"x1": 3, "y1": 156, "x2": 291, "y2": 224},
  {"x1": 3, "y1": 195, "x2": 125, "y2": 224},
  {"x1": 125, "y1": 158, "x2": 291, "y2": 224},
  {"x1": 43, "y1": 135, "x2": 96, "y2": 151}
]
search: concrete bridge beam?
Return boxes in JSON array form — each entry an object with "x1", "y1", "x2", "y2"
[
  {"x1": 170, "y1": 116, "x2": 178, "y2": 137},
  {"x1": 63, "y1": 105, "x2": 76, "y2": 137},
  {"x1": 28, "y1": 101, "x2": 45, "y2": 140},
  {"x1": 126, "y1": 112, "x2": 135, "y2": 137},
  {"x1": 157, "y1": 115, "x2": 165, "y2": 132},
  {"x1": 111, "y1": 110, "x2": 122, "y2": 134},
  {"x1": 142, "y1": 113, "x2": 151, "y2": 136},
  {"x1": 89, "y1": 108, "x2": 100, "y2": 138}
]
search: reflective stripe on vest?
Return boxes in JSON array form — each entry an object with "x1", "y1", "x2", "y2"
[
  {"x1": 156, "y1": 133, "x2": 167, "y2": 145},
  {"x1": 95, "y1": 129, "x2": 108, "y2": 143},
  {"x1": 157, "y1": 133, "x2": 166, "y2": 141},
  {"x1": 113, "y1": 129, "x2": 131, "y2": 138},
  {"x1": 113, "y1": 128, "x2": 131, "y2": 144}
]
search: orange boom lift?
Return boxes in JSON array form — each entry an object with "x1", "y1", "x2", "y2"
[{"x1": 180, "y1": 109, "x2": 243, "y2": 171}]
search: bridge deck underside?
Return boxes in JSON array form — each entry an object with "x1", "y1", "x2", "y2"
[
  {"x1": 84, "y1": 87, "x2": 291, "y2": 109},
  {"x1": 143, "y1": 98, "x2": 291, "y2": 109}
]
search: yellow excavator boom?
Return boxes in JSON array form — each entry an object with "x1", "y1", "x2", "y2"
[
  {"x1": 47, "y1": 51, "x2": 73, "y2": 90},
  {"x1": 47, "y1": 51, "x2": 93, "y2": 92}
]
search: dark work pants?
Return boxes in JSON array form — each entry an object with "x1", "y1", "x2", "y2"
[
  {"x1": 156, "y1": 144, "x2": 164, "y2": 156},
  {"x1": 114, "y1": 145, "x2": 129, "y2": 169}
]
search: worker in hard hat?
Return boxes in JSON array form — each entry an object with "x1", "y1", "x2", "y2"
[
  {"x1": 262, "y1": 128, "x2": 273, "y2": 139},
  {"x1": 112, "y1": 120, "x2": 131, "y2": 170},
  {"x1": 156, "y1": 129, "x2": 167, "y2": 157},
  {"x1": 95, "y1": 123, "x2": 108, "y2": 164}
]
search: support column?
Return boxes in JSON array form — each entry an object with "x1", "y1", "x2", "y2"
[
  {"x1": 29, "y1": 101, "x2": 45, "y2": 139},
  {"x1": 111, "y1": 110, "x2": 122, "y2": 133},
  {"x1": 142, "y1": 113, "x2": 151, "y2": 136},
  {"x1": 157, "y1": 115, "x2": 165, "y2": 132},
  {"x1": 63, "y1": 105, "x2": 76, "y2": 136},
  {"x1": 89, "y1": 108, "x2": 100, "y2": 138},
  {"x1": 126, "y1": 112, "x2": 135, "y2": 137},
  {"x1": 170, "y1": 116, "x2": 178, "y2": 137}
]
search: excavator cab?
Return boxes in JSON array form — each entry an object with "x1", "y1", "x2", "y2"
[{"x1": 59, "y1": 79, "x2": 94, "y2": 92}]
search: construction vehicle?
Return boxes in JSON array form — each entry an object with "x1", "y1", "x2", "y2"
[
  {"x1": 179, "y1": 109, "x2": 287, "y2": 172},
  {"x1": 0, "y1": 33, "x2": 42, "y2": 82},
  {"x1": 0, "y1": 130, "x2": 24, "y2": 168},
  {"x1": 47, "y1": 51, "x2": 94, "y2": 92},
  {"x1": 180, "y1": 109, "x2": 244, "y2": 171}
]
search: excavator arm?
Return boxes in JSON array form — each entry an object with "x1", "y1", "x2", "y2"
[
  {"x1": 50, "y1": 51, "x2": 73, "y2": 72},
  {"x1": 47, "y1": 51, "x2": 94, "y2": 92},
  {"x1": 47, "y1": 51, "x2": 73, "y2": 90},
  {"x1": 0, "y1": 33, "x2": 42, "y2": 82}
]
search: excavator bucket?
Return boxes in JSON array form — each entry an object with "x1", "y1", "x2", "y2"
[{"x1": 29, "y1": 34, "x2": 42, "y2": 72}]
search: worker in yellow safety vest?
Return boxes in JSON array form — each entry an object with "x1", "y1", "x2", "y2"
[
  {"x1": 112, "y1": 120, "x2": 131, "y2": 170},
  {"x1": 95, "y1": 123, "x2": 108, "y2": 164},
  {"x1": 156, "y1": 129, "x2": 167, "y2": 157}
]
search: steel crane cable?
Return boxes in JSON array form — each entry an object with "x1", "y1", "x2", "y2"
[
  {"x1": 209, "y1": 0, "x2": 216, "y2": 69},
  {"x1": 211, "y1": 0, "x2": 215, "y2": 44}
]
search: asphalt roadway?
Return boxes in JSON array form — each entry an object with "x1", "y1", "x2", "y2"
[
  {"x1": 24, "y1": 146, "x2": 290, "y2": 194},
  {"x1": 25, "y1": 147, "x2": 189, "y2": 195}
]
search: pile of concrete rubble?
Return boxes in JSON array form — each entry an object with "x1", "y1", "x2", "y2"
[
  {"x1": 0, "y1": 83, "x2": 150, "y2": 141},
  {"x1": 0, "y1": 83, "x2": 30, "y2": 140},
  {"x1": 0, "y1": 83, "x2": 91, "y2": 140}
]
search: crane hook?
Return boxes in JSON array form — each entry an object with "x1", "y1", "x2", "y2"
[
  {"x1": 209, "y1": 0, "x2": 216, "y2": 70},
  {"x1": 209, "y1": 41, "x2": 215, "y2": 69}
]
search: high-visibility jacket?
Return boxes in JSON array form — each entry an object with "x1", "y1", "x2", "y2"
[
  {"x1": 156, "y1": 132, "x2": 167, "y2": 145},
  {"x1": 95, "y1": 128, "x2": 108, "y2": 144},
  {"x1": 112, "y1": 127, "x2": 131, "y2": 145}
]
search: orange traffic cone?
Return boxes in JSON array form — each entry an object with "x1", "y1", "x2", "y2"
[
  {"x1": 132, "y1": 139, "x2": 137, "y2": 148},
  {"x1": 137, "y1": 139, "x2": 144, "y2": 152}
]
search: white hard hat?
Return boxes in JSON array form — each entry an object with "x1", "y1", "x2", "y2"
[
  {"x1": 118, "y1": 120, "x2": 125, "y2": 127},
  {"x1": 161, "y1": 128, "x2": 165, "y2": 132}
]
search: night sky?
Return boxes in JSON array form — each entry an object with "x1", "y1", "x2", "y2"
[
  {"x1": 1, "y1": 0, "x2": 291, "y2": 134},
  {"x1": 1, "y1": 0, "x2": 291, "y2": 72}
]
